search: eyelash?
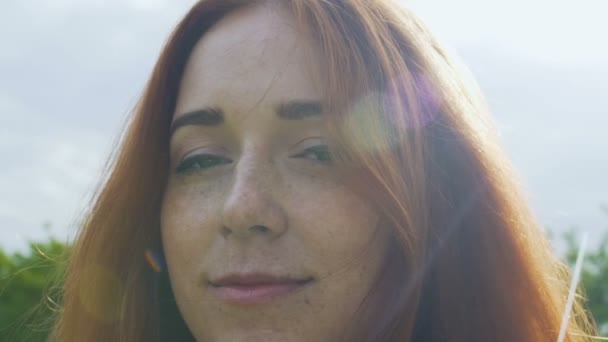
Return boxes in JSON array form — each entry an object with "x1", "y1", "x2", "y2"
[
  {"x1": 174, "y1": 145, "x2": 332, "y2": 174},
  {"x1": 293, "y1": 145, "x2": 332, "y2": 163},
  {"x1": 175, "y1": 154, "x2": 231, "y2": 174}
]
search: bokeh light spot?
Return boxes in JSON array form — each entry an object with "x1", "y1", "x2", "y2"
[{"x1": 78, "y1": 263, "x2": 123, "y2": 323}]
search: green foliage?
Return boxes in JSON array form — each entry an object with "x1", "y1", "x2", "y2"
[
  {"x1": 0, "y1": 240, "x2": 69, "y2": 342},
  {"x1": 563, "y1": 230, "x2": 608, "y2": 335}
]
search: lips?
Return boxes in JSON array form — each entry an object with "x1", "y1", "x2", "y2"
[{"x1": 208, "y1": 273, "x2": 313, "y2": 305}]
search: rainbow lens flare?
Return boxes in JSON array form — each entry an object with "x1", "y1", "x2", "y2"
[{"x1": 145, "y1": 249, "x2": 163, "y2": 273}]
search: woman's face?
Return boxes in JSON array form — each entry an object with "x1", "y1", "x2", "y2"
[{"x1": 161, "y1": 4, "x2": 391, "y2": 341}]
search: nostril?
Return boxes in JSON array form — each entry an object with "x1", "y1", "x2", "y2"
[
  {"x1": 251, "y1": 225, "x2": 270, "y2": 234},
  {"x1": 220, "y1": 226, "x2": 231, "y2": 237}
]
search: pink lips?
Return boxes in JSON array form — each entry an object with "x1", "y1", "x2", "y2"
[{"x1": 209, "y1": 273, "x2": 312, "y2": 305}]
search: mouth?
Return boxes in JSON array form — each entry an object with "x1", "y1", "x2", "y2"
[{"x1": 208, "y1": 273, "x2": 313, "y2": 305}]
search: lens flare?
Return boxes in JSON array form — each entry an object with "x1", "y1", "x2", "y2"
[
  {"x1": 341, "y1": 73, "x2": 440, "y2": 157},
  {"x1": 145, "y1": 248, "x2": 163, "y2": 273}
]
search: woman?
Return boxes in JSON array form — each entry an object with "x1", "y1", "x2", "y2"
[{"x1": 51, "y1": 0, "x2": 595, "y2": 341}]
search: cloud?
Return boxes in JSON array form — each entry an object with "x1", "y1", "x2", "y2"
[
  {"x1": 0, "y1": 0, "x2": 197, "y2": 251},
  {"x1": 458, "y1": 46, "x2": 608, "y2": 243},
  {"x1": 0, "y1": 90, "x2": 107, "y2": 249},
  {"x1": 405, "y1": 0, "x2": 608, "y2": 67}
]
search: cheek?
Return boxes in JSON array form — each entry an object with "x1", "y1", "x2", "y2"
[
  {"x1": 288, "y1": 185, "x2": 392, "y2": 335},
  {"x1": 159, "y1": 184, "x2": 225, "y2": 336},
  {"x1": 292, "y1": 184, "x2": 387, "y2": 274},
  {"x1": 160, "y1": 185, "x2": 220, "y2": 285}
]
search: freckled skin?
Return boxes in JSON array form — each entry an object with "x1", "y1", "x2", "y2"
[{"x1": 160, "y1": 3, "x2": 392, "y2": 342}]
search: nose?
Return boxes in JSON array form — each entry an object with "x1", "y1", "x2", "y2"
[{"x1": 220, "y1": 158, "x2": 288, "y2": 240}]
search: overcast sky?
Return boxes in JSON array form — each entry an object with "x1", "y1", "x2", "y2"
[{"x1": 1, "y1": 0, "x2": 606, "y2": 253}]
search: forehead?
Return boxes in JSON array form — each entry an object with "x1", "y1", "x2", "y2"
[{"x1": 173, "y1": 4, "x2": 325, "y2": 122}]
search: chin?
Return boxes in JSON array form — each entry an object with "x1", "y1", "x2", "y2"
[{"x1": 213, "y1": 329, "x2": 300, "y2": 342}]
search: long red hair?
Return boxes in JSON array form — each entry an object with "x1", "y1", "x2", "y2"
[{"x1": 52, "y1": 0, "x2": 595, "y2": 340}]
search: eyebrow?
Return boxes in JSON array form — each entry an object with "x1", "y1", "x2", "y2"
[
  {"x1": 170, "y1": 107, "x2": 223, "y2": 136},
  {"x1": 275, "y1": 100, "x2": 322, "y2": 120},
  {"x1": 170, "y1": 100, "x2": 322, "y2": 136}
]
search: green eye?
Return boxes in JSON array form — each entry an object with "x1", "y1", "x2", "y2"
[
  {"x1": 297, "y1": 145, "x2": 333, "y2": 163},
  {"x1": 175, "y1": 154, "x2": 231, "y2": 174}
]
